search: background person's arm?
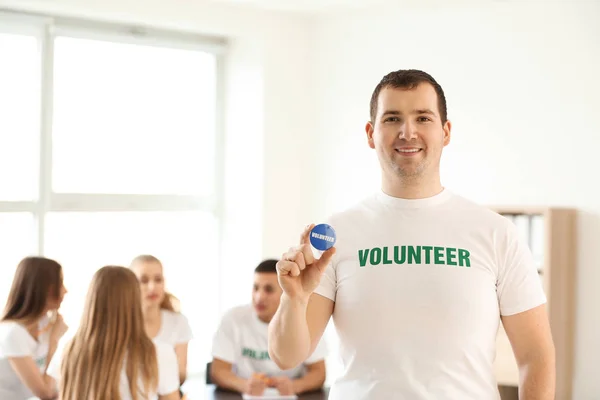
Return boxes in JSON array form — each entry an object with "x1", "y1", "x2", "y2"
[
  {"x1": 44, "y1": 313, "x2": 68, "y2": 374},
  {"x1": 210, "y1": 358, "x2": 267, "y2": 395},
  {"x1": 292, "y1": 359, "x2": 326, "y2": 394},
  {"x1": 210, "y1": 358, "x2": 247, "y2": 393},
  {"x1": 9, "y1": 357, "x2": 58, "y2": 400},
  {"x1": 174, "y1": 343, "x2": 188, "y2": 385}
]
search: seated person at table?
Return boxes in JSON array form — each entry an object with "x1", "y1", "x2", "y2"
[
  {"x1": 210, "y1": 259, "x2": 327, "y2": 396},
  {"x1": 0, "y1": 257, "x2": 68, "y2": 400},
  {"x1": 54, "y1": 266, "x2": 180, "y2": 400},
  {"x1": 130, "y1": 254, "x2": 193, "y2": 386}
]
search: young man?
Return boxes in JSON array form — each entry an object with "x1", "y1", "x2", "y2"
[
  {"x1": 268, "y1": 70, "x2": 556, "y2": 399},
  {"x1": 210, "y1": 259, "x2": 327, "y2": 397}
]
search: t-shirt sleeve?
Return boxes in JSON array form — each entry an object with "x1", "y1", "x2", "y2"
[
  {"x1": 210, "y1": 311, "x2": 237, "y2": 364},
  {"x1": 305, "y1": 335, "x2": 328, "y2": 364},
  {"x1": 496, "y1": 222, "x2": 547, "y2": 316},
  {"x1": 156, "y1": 342, "x2": 180, "y2": 395},
  {"x1": 0, "y1": 323, "x2": 33, "y2": 358},
  {"x1": 175, "y1": 313, "x2": 193, "y2": 344},
  {"x1": 313, "y1": 255, "x2": 337, "y2": 302}
]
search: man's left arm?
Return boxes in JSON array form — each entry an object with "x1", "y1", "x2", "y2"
[
  {"x1": 292, "y1": 360, "x2": 326, "y2": 394},
  {"x1": 502, "y1": 303, "x2": 556, "y2": 400}
]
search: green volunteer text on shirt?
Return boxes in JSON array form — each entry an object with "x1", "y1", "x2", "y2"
[{"x1": 358, "y1": 245, "x2": 471, "y2": 267}]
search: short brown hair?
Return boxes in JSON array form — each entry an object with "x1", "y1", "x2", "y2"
[
  {"x1": 369, "y1": 69, "x2": 448, "y2": 124},
  {"x1": 1, "y1": 256, "x2": 63, "y2": 323},
  {"x1": 254, "y1": 259, "x2": 278, "y2": 273}
]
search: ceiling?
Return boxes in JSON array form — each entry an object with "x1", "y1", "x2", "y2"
[
  {"x1": 207, "y1": 0, "x2": 406, "y2": 13},
  {"x1": 208, "y1": 0, "x2": 507, "y2": 14}
]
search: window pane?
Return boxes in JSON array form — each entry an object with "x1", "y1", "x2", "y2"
[
  {"x1": 0, "y1": 33, "x2": 39, "y2": 201},
  {"x1": 0, "y1": 213, "x2": 36, "y2": 306},
  {"x1": 44, "y1": 211, "x2": 220, "y2": 373},
  {"x1": 52, "y1": 36, "x2": 218, "y2": 196}
]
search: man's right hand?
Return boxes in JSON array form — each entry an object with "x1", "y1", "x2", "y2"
[
  {"x1": 245, "y1": 374, "x2": 267, "y2": 396},
  {"x1": 277, "y1": 224, "x2": 336, "y2": 303}
]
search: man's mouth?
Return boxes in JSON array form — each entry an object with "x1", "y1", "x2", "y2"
[{"x1": 395, "y1": 148, "x2": 422, "y2": 154}]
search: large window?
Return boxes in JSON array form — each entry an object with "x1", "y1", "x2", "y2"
[{"x1": 0, "y1": 12, "x2": 225, "y2": 374}]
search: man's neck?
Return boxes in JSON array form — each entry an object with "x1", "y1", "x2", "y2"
[
  {"x1": 256, "y1": 312, "x2": 273, "y2": 324},
  {"x1": 382, "y1": 171, "x2": 443, "y2": 199}
]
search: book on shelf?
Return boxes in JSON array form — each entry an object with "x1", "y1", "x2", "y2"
[{"x1": 500, "y1": 212, "x2": 545, "y2": 275}]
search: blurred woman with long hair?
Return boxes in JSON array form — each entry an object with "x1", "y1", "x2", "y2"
[
  {"x1": 0, "y1": 256, "x2": 68, "y2": 400},
  {"x1": 57, "y1": 265, "x2": 180, "y2": 400},
  {"x1": 130, "y1": 255, "x2": 193, "y2": 385}
]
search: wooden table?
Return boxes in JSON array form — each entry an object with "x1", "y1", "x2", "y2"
[{"x1": 204, "y1": 384, "x2": 329, "y2": 400}]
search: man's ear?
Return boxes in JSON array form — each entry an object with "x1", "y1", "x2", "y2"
[
  {"x1": 366, "y1": 121, "x2": 375, "y2": 149},
  {"x1": 442, "y1": 120, "x2": 452, "y2": 147}
]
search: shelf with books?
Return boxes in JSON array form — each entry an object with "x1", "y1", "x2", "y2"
[{"x1": 489, "y1": 207, "x2": 577, "y2": 400}]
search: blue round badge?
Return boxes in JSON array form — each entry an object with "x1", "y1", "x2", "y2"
[{"x1": 309, "y1": 224, "x2": 337, "y2": 251}]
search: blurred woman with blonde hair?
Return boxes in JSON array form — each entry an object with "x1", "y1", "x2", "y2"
[
  {"x1": 56, "y1": 266, "x2": 180, "y2": 400},
  {"x1": 130, "y1": 255, "x2": 193, "y2": 385},
  {"x1": 0, "y1": 256, "x2": 68, "y2": 400}
]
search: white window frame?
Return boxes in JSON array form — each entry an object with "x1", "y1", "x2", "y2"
[{"x1": 0, "y1": 8, "x2": 227, "y2": 269}]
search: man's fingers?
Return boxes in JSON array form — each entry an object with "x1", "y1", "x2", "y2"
[
  {"x1": 289, "y1": 264, "x2": 300, "y2": 277},
  {"x1": 299, "y1": 243, "x2": 315, "y2": 266},
  {"x1": 278, "y1": 240, "x2": 323, "y2": 277},
  {"x1": 280, "y1": 247, "x2": 307, "y2": 270},
  {"x1": 295, "y1": 252, "x2": 307, "y2": 271},
  {"x1": 276, "y1": 259, "x2": 301, "y2": 277},
  {"x1": 300, "y1": 223, "x2": 315, "y2": 245},
  {"x1": 316, "y1": 247, "x2": 336, "y2": 272}
]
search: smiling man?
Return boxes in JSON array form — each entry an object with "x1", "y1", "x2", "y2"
[
  {"x1": 210, "y1": 259, "x2": 327, "y2": 397},
  {"x1": 268, "y1": 69, "x2": 556, "y2": 400}
]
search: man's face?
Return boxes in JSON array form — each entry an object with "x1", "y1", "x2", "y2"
[
  {"x1": 252, "y1": 272, "x2": 282, "y2": 323},
  {"x1": 366, "y1": 83, "x2": 451, "y2": 181}
]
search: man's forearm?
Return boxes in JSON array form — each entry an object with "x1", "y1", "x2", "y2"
[
  {"x1": 268, "y1": 294, "x2": 311, "y2": 369},
  {"x1": 519, "y1": 358, "x2": 555, "y2": 400},
  {"x1": 212, "y1": 368, "x2": 247, "y2": 393}
]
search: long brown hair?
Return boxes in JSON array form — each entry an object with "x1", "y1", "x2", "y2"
[
  {"x1": 130, "y1": 254, "x2": 180, "y2": 312},
  {"x1": 1, "y1": 256, "x2": 62, "y2": 324},
  {"x1": 59, "y1": 266, "x2": 158, "y2": 400}
]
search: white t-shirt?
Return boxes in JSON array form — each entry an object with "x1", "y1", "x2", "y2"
[
  {"x1": 50, "y1": 340, "x2": 179, "y2": 400},
  {"x1": 314, "y1": 189, "x2": 547, "y2": 400},
  {"x1": 0, "y1": 318, "x2": 51, "y2": 400},
  {"x1": 212, "y1": 304, "x2": 328, "y2": 379},
  {"x1": 152, "y1": 309, "x2": 193, "y2": 347}
]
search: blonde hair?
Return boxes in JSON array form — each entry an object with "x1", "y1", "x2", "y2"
[
  {"x1": 130, "y1": 254, "x2": 180, "y2": 312},
  {"x1": 60, "y1": 266, "x2": 158, "y2": 400}
]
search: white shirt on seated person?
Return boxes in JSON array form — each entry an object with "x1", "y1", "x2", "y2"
[
  {"x1": 49, "y1": 340, "x2": 180, "y2": 400},
  {"x1": 0, "y1": 316, "x2": 51, "y2": 400},
  {"x1": 212, "y1": 304, "x2": 328, "y2": 380},
  {"x1": 151, "y1": 308, "x2": 193, "y2": 347},
  {"x1": 210, "y1": 260, "x2": 328, "y2": 397}
]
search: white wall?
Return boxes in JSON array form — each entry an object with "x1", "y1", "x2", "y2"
[
  {"x1": 0, "y1": 0, "x2": 316, "y2": 311},
  {"x1": 309, "y1": 1, "x2": 600, "y2": 398}
]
